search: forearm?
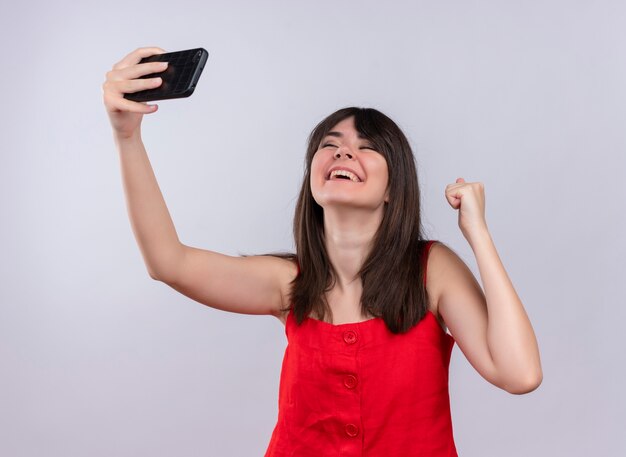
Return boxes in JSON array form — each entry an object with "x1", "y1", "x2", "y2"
[
  {"x1": 115, "y1": 131, "x2": 183, "y2": 280},
  {"x1": 468, "y1": 228, "x2": 543, "y2": 393}
]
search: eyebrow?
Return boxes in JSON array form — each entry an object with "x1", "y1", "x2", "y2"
[{"x1": 324, "y1": 131, "x2": 369, "y2": 139}]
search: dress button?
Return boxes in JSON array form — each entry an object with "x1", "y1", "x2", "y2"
[
  {"x1": 343, "y1": 374, "x2": 358, "y2": 389},
  {"x1": 343, "y1": 330, "x2": 358, "y2": 344},
  {"x1": 345, "y1": 423, "x2": 360, "y2": 437}
]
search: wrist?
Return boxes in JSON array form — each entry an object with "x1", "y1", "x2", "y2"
[
  {"x1": 113, "y1": 129, "x2": 142, "y2": 145},
  {"x1": 465, "y1": 224, "x2": 492, "y2": 249}
]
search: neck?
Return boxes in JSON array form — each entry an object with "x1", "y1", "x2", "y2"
[{"x1": 323, "y1": 205, "x2": 384, "y2": 291}]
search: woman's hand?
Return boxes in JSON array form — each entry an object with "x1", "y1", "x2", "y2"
[
  {"x1": 445, "y1": 177, "x2": 489, "y2": 240},
  {"x1": 102, "y1": 47, "x2": 168, "y2": 139}
]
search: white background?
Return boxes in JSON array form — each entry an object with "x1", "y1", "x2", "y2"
[{"x1": 1, "y1": 0, "x2": 624, "y2": 455}]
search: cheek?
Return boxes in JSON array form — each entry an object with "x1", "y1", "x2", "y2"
[
  {"x1": 309, "y1": 159, "x2": 324, "y2": 196},
  {"x1": 309, "y1": 176, "x2": 326, "y2": 207},
  {"x1": 310, "y1": 153, "x2": 330, "y2": 183},
  {"x1": 373, "y1": 160, "x2": 390, "y2": 188}
]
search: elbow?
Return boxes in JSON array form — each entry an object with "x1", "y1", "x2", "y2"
[
  {"x1": 145, "y1": 245, "x2": 186, "y2": 283},
  {"x1": 149, "y1": 271, "x2": 174, "y2": 283},
  {"x1": 148, "y1": 266, "x2": 168, "y2": 282},
  {"x1": 503, "y1": 370, "x2": 543, "y2": 395},
  {"x1": 146, "y1": 258, "x2": 180, "y2": 283},
  {"x1": 148, "y1": 270, "x2": 161, "y2": 281}
]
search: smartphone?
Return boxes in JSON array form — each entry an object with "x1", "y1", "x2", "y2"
[{"x1": 124, "y1": 48, "x2": 209, "y2": 102}]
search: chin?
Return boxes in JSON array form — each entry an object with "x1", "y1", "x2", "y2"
[
  {"x1": 313, "y1": 191, "x2": 356, "y2": 207},
  {"x1": 316, "y1": 198, "x2": 382, "y2": 212}
]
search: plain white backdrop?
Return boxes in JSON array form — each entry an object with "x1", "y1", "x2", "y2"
[{"x1": 1, "y1": 0, "x2": 624, "y2": 455}]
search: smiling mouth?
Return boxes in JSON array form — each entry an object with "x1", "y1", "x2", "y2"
[{"x1": 328, "y1": 169, "x2": 362, "y2": 182}]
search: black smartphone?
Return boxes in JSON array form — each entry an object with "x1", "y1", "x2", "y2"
[{"x1": 124, "y1": 48, "x2": 209, "y2": 102}]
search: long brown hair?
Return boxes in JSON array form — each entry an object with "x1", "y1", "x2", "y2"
[{"x1": 285, "y1": 107, "x2": 431, "y2": 334}]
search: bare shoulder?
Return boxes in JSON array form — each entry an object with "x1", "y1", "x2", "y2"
[
  {"x1": 424, "y1": 241, "x2": 453, "y2": 330},
  {"x1": 426, "y1": 240, "x2": 489, "y2": 344},
  {"x1": 426, "y1": 241, "x2": 466, "y2": 291},
  {"x1": 425, "y1": 241, "x2": 483, "y2": 331}
]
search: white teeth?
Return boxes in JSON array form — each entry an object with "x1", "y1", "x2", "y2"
[{"x1": 330, "y1": 169, "x2": 361, "y2": 182}]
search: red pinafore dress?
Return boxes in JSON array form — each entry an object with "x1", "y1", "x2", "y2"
[{"x1": 264, "y1": 240, "x2": 458, "y2": 456}]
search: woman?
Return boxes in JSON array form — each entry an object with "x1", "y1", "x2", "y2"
[{"x1": 103, "y1": 47, "x2": 542, "y2": 456}]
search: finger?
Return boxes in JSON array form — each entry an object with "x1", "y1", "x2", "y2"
[
  {"x1": 112, "y1": 46, "x2": 167, "y2": 71},
  {"x1": 107, "y1": 61, "x2": 168, "y2": 82},
  {"x1": 106, "y1": 94, "x2": 159, "y2": 114},
  {"x1": 445, "y1": 184, "x2": 464, "y2": 200},
  {"x1": 445, "y1": 182, "x2": 465, "y2": 191},
  {"x1": 102, "y1": 76, "x2": 162, "y2": 101},
  {"x1": 447, "y1": 178, "x2": 467, "y2": 188},
  {"x1": 444, "y1": 191, "x2": 461, "y2": 209},
  {"x1": 113, "y1": 76, "x2": 163, "y2": 94}
]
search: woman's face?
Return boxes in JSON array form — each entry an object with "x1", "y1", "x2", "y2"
[{"x1": 310, "y1": 116, "x2": 389, "y2": 211}]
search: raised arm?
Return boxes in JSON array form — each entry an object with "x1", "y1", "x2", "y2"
[
  {"x1": 102, "y1": 47, "x2": 296, "y2": 320},
  {"x1": 435, "y1": 178, "x2": 543, "y2": 394}
]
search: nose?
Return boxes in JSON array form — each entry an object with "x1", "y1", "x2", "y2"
[{"x1": 334, "y1": 148, "x2": 354, "y2": 160}]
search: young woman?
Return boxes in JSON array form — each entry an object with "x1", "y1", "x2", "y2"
[{"x1": 103, "y1": 47, "x2": 542, "y2": 456}]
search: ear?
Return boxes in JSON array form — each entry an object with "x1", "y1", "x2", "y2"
[{"x1": 384, "y1": 187, "x2": 390, "y2": 203}]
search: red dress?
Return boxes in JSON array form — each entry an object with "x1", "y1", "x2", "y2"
[{"x1": 265, "y1": 240, "x2": 458, "y2": 456}]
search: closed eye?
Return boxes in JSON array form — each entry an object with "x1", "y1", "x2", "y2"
[{"x1": 321, "y1": 143, "x2": 376, "y2": 150}]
